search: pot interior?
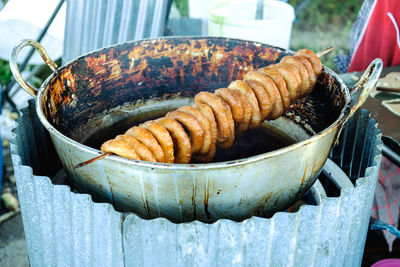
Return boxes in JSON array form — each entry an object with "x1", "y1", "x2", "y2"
[{"x1": 40, "y1": 37, "x2": 348, "y2": 156}]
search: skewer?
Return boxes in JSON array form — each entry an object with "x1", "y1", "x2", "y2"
[
  {"x1": 73, "y1": 152, "x2": 112, "y2": 169},
  {"x1": 73, "y1": 47, "x2": 335, "y2": 169},
  {"x1": 316, "y1": 47, "x2": 334, "y2": 58}
]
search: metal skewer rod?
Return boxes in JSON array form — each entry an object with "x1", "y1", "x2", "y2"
[{"x1": 73, "y1": 47, "x2": 335, "y2": 169}]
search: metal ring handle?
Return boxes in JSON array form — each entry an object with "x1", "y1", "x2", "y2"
[
  {"x1": 333, "y1": 58, "x2": 382, "y2": 145},
  {"x1": 10, "y1": 39, "x2": 58, "y2": 98},
  {"x1": 347, "y1": 58, "x2": 383, "y2": 119}
]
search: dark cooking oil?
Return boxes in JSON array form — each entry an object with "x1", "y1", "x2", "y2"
[
  {"x1": 83, "y1": 110, "x2": 168, "y2": 149},
  {"x1": 84, "y1": 112, "x2": 295, "y2": 162},
  {"x1": 212, "y1": 125, "x2": 294, "y2": 162}
]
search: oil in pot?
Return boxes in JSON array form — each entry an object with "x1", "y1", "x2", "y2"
[
  {"x1": 212, "y1": 124, "x2": 295, "y2": 162},
  {"x1": 83, "y1": 110, "x2": 295, "y2": 162}
]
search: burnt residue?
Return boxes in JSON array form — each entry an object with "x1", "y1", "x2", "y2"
[
  {"x1": 283, "y1": 69, "x2": 347, "y2": 134},
  {"x1": 42, "y1": 37, "x2": 347, "y2": 143},
  {"x1": 42, "y1": 37, "x2": 283, "y2": 138}
]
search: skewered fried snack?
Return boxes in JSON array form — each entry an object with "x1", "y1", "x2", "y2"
[
  {"x1": 194, "y1": 91, "x2": 235, "y2": 149},
  {"x1": 177, "y1": 106, "x2": 212, "y2": 155},
  {"x1": 140, "y1": 120, "x2": 175, "y2": 163},
  {"x1": 157, "y1": 117, "x2": 192, "y2": 163},
  {"x1": 257, "y1": 67, "x2": 290, "y2": 110},
  {"x1": 228, "y1": 80, "x2": 262, "y2": 129},
  {"x1": 125, "y1": 126, "x2": 165, "y2": 163},
  {"x1": 75, "y1": 48, "x2": 332, "y2": 168},
  {"x1": 115, "y1": 135, "x2": 156, "y2": 162},
  {"x1": 192, "y1": 103, "x2": 218, "y2": 162},
  {"x1": 281, "y1": 56, "x2": 311, "y2": 96},
  {"x1": 100, "y1": 139, "x2": 140, "y2": 160}
]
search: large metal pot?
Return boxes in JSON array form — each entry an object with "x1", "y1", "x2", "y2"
[{"x1": 10, "y1": 37, "x2": 382, "y2": 222}]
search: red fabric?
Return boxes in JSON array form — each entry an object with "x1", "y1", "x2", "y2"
[{"x1": 348, "y1": 0, "x2": 400, "y2": 72}]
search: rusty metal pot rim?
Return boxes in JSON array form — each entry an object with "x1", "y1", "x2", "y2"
[{"x1": 12, "y1": 37, "x2": 381, "y2": 170}]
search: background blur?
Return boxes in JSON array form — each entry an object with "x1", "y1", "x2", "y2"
[
  {"x1": 0, "y1": 0, "x2": 364, "y2": 90},
  {"x1": 176, "y1": 0, "x2": 364, "y2": 72}
]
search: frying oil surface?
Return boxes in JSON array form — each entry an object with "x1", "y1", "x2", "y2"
[
  {"x1": 84, "y1": 108, "x2": 295, "y2": 163},
  {"x1": 212, "y1": 125, "x2": 294, "y2": 162}
]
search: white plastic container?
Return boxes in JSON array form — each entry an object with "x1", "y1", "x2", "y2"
[
  {"x1": 209, "y1": 0, "x2": 295, "y2": 49},
  {"x1": 189, "y1": 0, "x2": 211, "y2": 19}
]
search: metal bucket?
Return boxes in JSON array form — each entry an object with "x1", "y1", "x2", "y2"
[{"x1": 10, "y1": 37, "x2": 382, "y2": 222}]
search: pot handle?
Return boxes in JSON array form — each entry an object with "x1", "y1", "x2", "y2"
[
  {"x1": 347, "y1": 58, "x2": 383, "y2": 119},
  {"x1": 333, "y1": 58, "x2": 382, "y2": 145},
  {"x1": 10, "y1": 39, "x2": 58, "y2": 98}
]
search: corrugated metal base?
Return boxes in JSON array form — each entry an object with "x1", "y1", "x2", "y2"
[{"x1": 11, "y1": 100, "x2": 381, "y2": 266}]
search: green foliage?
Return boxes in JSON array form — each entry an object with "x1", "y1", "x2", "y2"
[
  {"x1": 289, "y1": 0, "x2": 364, "y2": 72},
  {"x1": 175, "y1": 0, "x2": 188, "y2": 17},
  {"x1": 0, "y1": 59, "x2": 11, "y2": 86},
  {"x1": 289, "y1": 0, "x2": 363, "y2": 30}
]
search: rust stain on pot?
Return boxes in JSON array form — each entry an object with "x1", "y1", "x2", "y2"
[
  {"x1": 262, "y1": 193, "x2": 273, "y2": 205},
  {"x1": 139, "y1": 183, "x2": 151, "y2": 218},
  {"x1": 41, "y1": 38, "x2": 284, "y2": 139},
  {"x1": 145, "y1": 194, "x2": 150, "y2": 218},
  {"x1": 299, "y1": 162, "x2": 308, "y2": 193},
  {"x1": 192, "y1": 180, "x2": 196, "y2": 219},
  {"x1": 273, "y1": 194, "x2": 281, "y2": 207},
  {"x1": 312, "y1": 157, "x2": 321, "y2": 174},
  {"x1": 204, "y1": 179, "x2": 211, "y2": 220},
  {"x1": 106, "y1": 176, "x2": 115, "y2": 205}
]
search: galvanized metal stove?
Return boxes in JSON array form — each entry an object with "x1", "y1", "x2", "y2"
[{"x1": 11, "y1": 101, "x2": 381, "y2": 266}]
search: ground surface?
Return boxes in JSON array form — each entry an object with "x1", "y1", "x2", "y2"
[
  {"x1": 0, "y1": 212, "x2": 28, "y2": 267},
  {"x1": 0, "y1": 145, "x2": 29, "y2": 266}
]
